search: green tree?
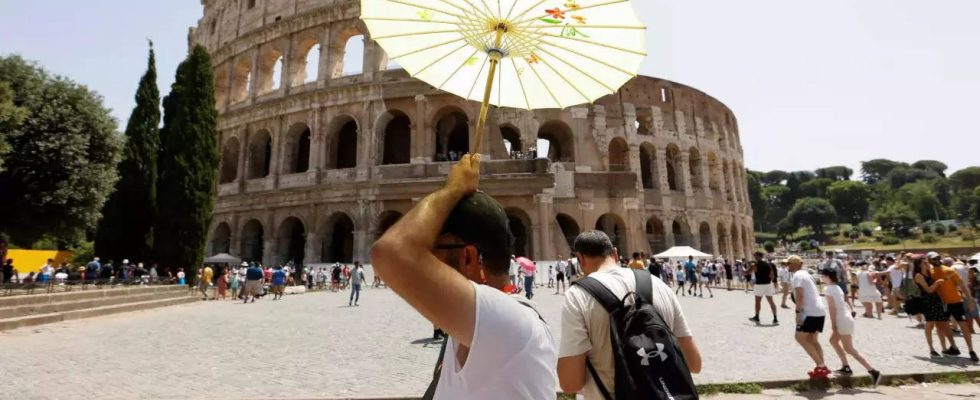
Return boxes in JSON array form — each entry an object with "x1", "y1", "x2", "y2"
[
  {"x1": 786, "y1": 197, "x2": 837, "y2": 237},
  {"x1": 950, "y1": 167, "x2": 980, "y2": 191},
  {"x1": 0, "y1": 81, "x2": 28, "y2": 172},
  {"x1": 762, "y1": 185, "x2": 791, "y2": 231},
  {"x1": 153, "y1": 45, "x2": 219, "y2": 278},
  {"x1": 912, "y1": 160, "x2": 948, "y2": 177},
  {"x1": 897, "y1": 181, "x2": 943, "y2": 221},
  {"x1": 0, "y1": 55, "x2": 122, "y2": 246},
  {"x1": 761, "y1": 170, "x2": 789, "y2": 186},
  {"x1": 95, "y1": 44, "x2": 160, "y2": 263},
  {"x1": 874, "y1": 201, "x2": 919, "y2": 235},
  {"x1": 887, "y1": 166, "x2": 940, "y2": 189},
  {"x1": 747, "y1": 173, "x2": 766, "y2": 225},
  {"x1": 800, "y1": 177, "x2": 834, "y2": 198},
  {"x1": 826, "y1": 180, "x2": 871, "y2": 224},
  {"x1": 861, "y1": 159, "x2": 907, "y2": 184},
  {"x1": 815, "y1": 166, "x2": 853, "y2": 181}
]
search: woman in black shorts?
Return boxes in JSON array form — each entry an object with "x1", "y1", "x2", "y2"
[{"x1": 912, "y1": 256, "x2": 950, "y2": 357}]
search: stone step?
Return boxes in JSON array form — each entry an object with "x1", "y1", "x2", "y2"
[
  {"x1": 0, "y1": 295, "x2": 199, "y2": 332},
  {"x1": 0, "y1": 284, "x2": 189, "y2": 308},
  {"x1": 0, "y1": 290, "x2": 192, "y2": 319}
]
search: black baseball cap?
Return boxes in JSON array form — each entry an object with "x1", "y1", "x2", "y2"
[{"x1": 441, "y1": 192, "x2": 514, "y2": 273}]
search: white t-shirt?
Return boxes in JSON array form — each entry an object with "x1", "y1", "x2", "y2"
[
  {"x1": 791, "y1": 270, "x2": 826, "y2": 318},
  {"x1": 953, "y1": 263, "x2": 969, "y2": 285},
  {"x1": 434, "y1": 283, "x2": 556, "y2": 400},
  {"x1": 509, "y1": 260, "x2": 519, "y2": 276},
  {"x1": 559, "y1": 268, "x2": 692, "y2": 400},
  {"x1": 886, "y1": 263, "x2": 903, "y2": 288},
  {"x1": 823, "y1": 284, "x2": 851, "y2": 324},
  {"x1": 777, "y1": 266, "x2": 791, "y2": 284}
]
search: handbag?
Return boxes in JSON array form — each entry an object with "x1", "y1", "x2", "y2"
[{"x1": 900, "y1": 266, "x2": 921, "y2": 298}]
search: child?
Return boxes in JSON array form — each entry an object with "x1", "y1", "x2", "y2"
[
  {"x1": 675, "y1": 265, "x2": 686, "y2": 296},
  {"x1": 820, "y1": 268, "x2": 882, "y2": 386}
]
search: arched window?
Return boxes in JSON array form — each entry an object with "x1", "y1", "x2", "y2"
[
  {"x1": 321, "y1": 213, "x2": 354, "y2": 263},
  {"x1": 256, "y1": 48, "x2": 283, "y2": 95},
  {"x1": 219, "y1": 137, "x2": 240, "y2": 184},
  {"x1": 283, "y1": 123, "x2": 311, "y2": 174},
  {"x1": 240, "y1": 219, "x2": 265, "y2": 262},
  {"x1": 698, "y1": 223, "x2": 713, "y2": 254},
  {"x1": 304, "y1": 44, "x2": 320, "y2": 83},
  {"x1": 556, "y1": 214, "x2": 580, "y2": 251},
  {"x1": 210, "y1": 223, "x2": 231, "y2": 256},
  {"x1": 672, "y1": 219, "x2": 691, "y2": 246},
  {"x1": 381, "y1": 112, "x2": 411, "y2": 165},
  {"x1": 329, "y1": 119, "x2": 358, "y2": 169},
  {"x1": 433, "y1": 109, "x2": 468, "y2": 161},
  {"x1": 596, "y1": 214, "x2": 627, "y2": 254},
  {"x1": 500, "y1": 125, "x2": 521, "y2": 157},
  {"x1": 646, "y1": 217, "x2": 666, "y2": 253},
  {"x1": 247, "y1": 130, "x2": 272, "y2": 179},
  {"x1": 341, "y1": 35, "x2": 364, "y2": 77},
  {"x1": 276, "y1": 217, "x2": 306, "y2": 265},
  {"x1": 639, "y1": 143, "x2": 655, "y2": 189},
  {"x1": 538, "y1": 121, "x2": 575, "y2": 162},
  {"x1": 608, "y1": 138, "x2": 629, "y2": 172},
  {"x1": 689, "y1": 148, "x2": 703, "y2": 189},
  {"x1": 665, "y1": 145, "x2": 682, "y2": 191},
  {"x1": 231, "y1": 59, "x2": 251, "y2": 103}
]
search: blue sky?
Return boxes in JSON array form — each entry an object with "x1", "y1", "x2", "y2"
[{"x1": 2, "y1": 0, "x2": 978, "y2": 175}]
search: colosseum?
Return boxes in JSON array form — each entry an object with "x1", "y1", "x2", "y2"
[{"x1": 191, "y1": 0, "x2": 755, "y2": 267}]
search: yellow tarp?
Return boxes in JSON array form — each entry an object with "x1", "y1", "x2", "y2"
[{"x1": 5, "y1": 249, "x2": 75, "y2": 273}]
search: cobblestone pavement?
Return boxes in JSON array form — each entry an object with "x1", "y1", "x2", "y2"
[
  {"x1": 709, "y1": 383, "x2": 980, "y2": 399},
  {"x1": 0, "y1": 284, "x2": 978, "y2": 399}
]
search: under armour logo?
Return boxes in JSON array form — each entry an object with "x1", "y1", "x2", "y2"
[{"x1": 637, "y1": 343, "x2": 668, "y2": 366}]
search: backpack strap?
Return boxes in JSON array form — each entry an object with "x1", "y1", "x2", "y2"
[
  {"x1": 421, "y1": 338, "x2": 448, "y2": 400},
  {"x1": 572, "y1": 276, "x2": 623, "y2": 314},
  {"x1": 586, "y1": 360, "x2": 614, "y2": 400},
  {"x1": 632, "y1": 269, "x2": 654, "y2": 305}
]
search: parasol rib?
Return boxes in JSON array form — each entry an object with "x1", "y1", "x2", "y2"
[
  {"x1": 532, "y1": 31, "x2": 647, "y2": 55},
  {"x1": 523, "y1": 24, "x2": 646, "y2": 29},
  {"x1": 536, "y1": 55, "x2": 590, "y2": 104},
  {"x1": 527, "y1": 62, "x2": 562, "y2": 109},
  {"x1": 383, "y1": 0, "x2": 465, "y2": 19},
  {"x1": 389, "y1": 37, "x2": 465, "y2": 59},
  {"x1": 414, "y1": 42, "x2": 471, "y2": 75},
  {"x1": 361, "y1": 17, "x2": 459, "y2": 24},
  {"x1": 438, "y1": 48, "x2": 480, "y2": 90},
  {"x1": 510, "y1": 0, "x2": 549, "y2": 25},
  {"x1": 370, "y1": 29, "x2": 461, "y2": 40},
  {"x1": 513, "y1": 0, "x2": 630, "y2": 25},
  {"x1": 510, "y1": 58, "x2": 532, "y2": 110},
  {"x1": 536, "y1": 47, "x2": 616, "y2": 92},
  {"x1": 538, "y1": 39, "x2": 636, "y2": 76},
  {"x1": 467, "y1": 56, "x2": 491, "y2": 99}
]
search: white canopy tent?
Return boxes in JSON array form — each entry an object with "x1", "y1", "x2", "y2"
[
  {"x1": 970, "y1": 252, "x2": 980, "y2": 261},
  {"x1": 653, "y1": 246, "x2": 713, "y2": 259},
  {"x1": 203, "y1": 253, "x2": 242, "y2": 264}
]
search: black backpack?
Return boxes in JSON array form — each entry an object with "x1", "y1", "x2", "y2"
[{"x1": 573, "y1": 269, "x2": 698, "y2": 400}]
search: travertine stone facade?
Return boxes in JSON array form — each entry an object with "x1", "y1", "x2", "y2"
[{"x1": 192, "y1": 0, "x2": 754, "y2": 266}]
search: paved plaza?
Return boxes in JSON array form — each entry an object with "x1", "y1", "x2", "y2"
[
  {"x1": 713, "y1": 383, "x2": 980, "y2": 400},
  {"x1": 1, "y1": 283, "x2": 979, "y2": 399}
]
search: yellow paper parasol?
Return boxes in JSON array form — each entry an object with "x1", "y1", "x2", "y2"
[{"x1": 361, "y1": 0, "x2": 646, "y2": 154}]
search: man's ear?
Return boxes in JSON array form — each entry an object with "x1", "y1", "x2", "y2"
[{"x1": 464, "y1": 245, "x2": 479, "y2": 267}]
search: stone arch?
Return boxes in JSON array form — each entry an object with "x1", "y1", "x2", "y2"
[
  {"x1": 688, "y1": 147, "x2": 703, "y2": 189},
  {"x1": 744, "y1": 225, "x2": 754, "y2": 256},
  {"x1": 219, "y1": 136, "x2": 241, "y2": 184},
  {"x1": 639, "y1": 142, "x2": 656, "y2": 189},
  {"x1": 214, "y1": 66, "x2": 229, "y2": 107},
  {"x1": 321, "y1": 212, "x2": 355, "y2": 263},
  {"x1": 327, "y1": 116, "x2": 358, "y2": 169},
  {"x1": 332, "y1": 27, "x2": 365, "y2": 78},
  {"x1": 240, "y1": 219, "x2": 265, "y2": 262},
  {"x1": 276, "y1": 217, "x2": 306, "y2": 265},
  {"x1": 231, "y1": 58, "x2": 251, "y2": 103},
  {"x1": 500, "y1": 124, "x2": 521, "y2": 156},
  {"x1": 716, "y1": 222, "x2": 730, "y2": 259},
  {"x1": 672, "y1": 218, "x2": 691, "y2": 247},
  {"x1": 247, "y1": 129, "x2": 272, "y2": 179},
  {"x1": 210, "y1": 222, "x2": 231, "y2": 256},
  {"x1": 433, "y1": 107, "x2": 469, "y2": 161},
  {"x1": 378, "y1": 110, "x2": 411, "y2": 165},
  {"x1": 596, "y1": 213, "x2": 627, "y2": 255},
  {"x1": 732, "y1": 221, "x2": 743, "y2": 259},
  {"x1": 698, "y1": 222, "x2": 713, "y2": 254},
  {"x1": 646, "y1": 216, "x2": 666, "y2": 254},
  {"x1": 506, "y1": 208, "x2": 533, "y2": 258},
  {"x1": 256, "y1": 47, "x2": 283, "y2": 95},
  {"x1": 707, "y1": 152, "x2": 720, "y2": 190},
  {"x1": 722, "y1": 159, "x2": 733, "y2": 201},
  {"x1": 608, "y1": 137, "x2": 629, "y2": 171},
  {"x1": 288, "y1": 30, "x2": 323, "y2": 85},
  {"x1": 375, "y1": 211, "x2": 403, "y2": 239},
  {"x1": 538, "y1": 120, "x2": 575, "y2": 162},
  {"x1": 556, "y1": 213, "x2": 580, "y2": 251},
  {"x1": 283, "y1": 122, "x2": 312, "y2": 174},
  {"x1": 665, "y1": 144, "x2": 683, "y2": 191}
]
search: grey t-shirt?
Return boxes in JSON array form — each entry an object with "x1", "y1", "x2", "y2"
[{"x1": 351, "y1": 268, "x2": 364, "y2": 285}]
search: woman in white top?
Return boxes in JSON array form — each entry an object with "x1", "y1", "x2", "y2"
[
  {"x1": 820, "y1": 268, "x2": 882, "y2": 385},
  {"x1": 856, "y1": 264, "x2": 884, "y2": 319}
]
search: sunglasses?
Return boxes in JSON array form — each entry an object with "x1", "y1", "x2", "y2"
[{"x1": 434, "y1": 243, "x2": 467, "y2": 251}]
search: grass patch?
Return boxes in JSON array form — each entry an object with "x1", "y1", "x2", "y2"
[
  {"x1": 556, "y1": 393, "x2": 576, "y2": 400},
  {"x1": 697, "y1": 383, "x2": 763, "y2": 395},
  {"x1": 932, "y1": 372, "x2": 970, "y2": 384}
]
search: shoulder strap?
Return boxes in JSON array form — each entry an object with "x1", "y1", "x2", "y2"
[
  {"x1": 572, "y1": 276, "x2": 623, "y2": 314},
  {"x1": 421, "y1": 339, "x2": 449, "y2": 400},
  {"x1": 586, "y1": 359, "x2": 614, "y2": 400},
  {"x1": 632, "y1": 269, "x2": 653, "y2": 305}
]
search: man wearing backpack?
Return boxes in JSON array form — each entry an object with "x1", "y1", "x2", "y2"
[
  {"x1": 558, "y1": 230, "x2": 701, "y2": 400},
  {"x1": 372, "y1": 154, "x2": 557, "y2": 399}
]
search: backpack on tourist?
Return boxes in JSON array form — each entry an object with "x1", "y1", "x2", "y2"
[{"x1": 572, "y1": 269, "x2": 698, "y2": 400}]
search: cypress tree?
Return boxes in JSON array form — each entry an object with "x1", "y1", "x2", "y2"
[
  {"x1": 154, "y1": 45, "x2": 219, "y2": 280},
  {"x1": 95, "y1": 43, "x2": 160, "y2": 262}
]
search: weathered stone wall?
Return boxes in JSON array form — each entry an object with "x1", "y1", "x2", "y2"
[{"x1": 193, "y1": 0, "x2": 755, "y2": 266}]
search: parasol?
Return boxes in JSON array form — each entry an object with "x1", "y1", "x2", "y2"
[
  {"x1": 361, "y1": 0, "x2": 646, "y2": 154},
  {"x1": 652, "y1": 246, "x2": 713, "y2": 259}
]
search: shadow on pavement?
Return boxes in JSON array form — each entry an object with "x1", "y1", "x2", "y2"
[{"x1": 911, "y1": 355, "x2": 975, "y2": 368}]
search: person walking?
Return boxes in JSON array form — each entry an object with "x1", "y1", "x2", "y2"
[
  {"x1": 925, "y1": 252, "x2": 978, "y2": 362},
  {"x1": 820, "y1": 268, "x2": 882, "y2": 385},
  {"x1": 547, "y1": 265, "x2": 555, "y2": 288},
  {"x1": 217, "y1": 268, "x2": 228, "y2": 300},
  {"x1": 349, "y1": 263, "x2": 365, "y2": 306},
  {"x1": 230, "y1": 265, "x2": 242, "y2": 299},
  {"x1": 912, "y1": 255, "x2": 953, "y2": 358},
  {"x1": 521, "y1": 257, "x2": 537, "y2": 300},
  {"x1": 778, "y1": 260, "x2": 792, "y2": 309},
  {"x1": 557, "y1": 231, "x2": 701, "y2": 399},
  {"x1": 724, "y1": 259, "x2": 734, "y2": 290},
  {"x1": 176, "y1": 268, "x2": 186, "y2": 285},
  {"x1": 884, "y1": 255, "x2": 904, "y2": 316},
  {"x1": 243, "y1": 263, "x2": 264, "y2": 304},
  {"x1": 271, "y1": 265, "x2": 286, "y2": 300},
  {"x1": 699, "y1": 261, "x2": 714, "y2": 298},
  {"x1": 821, "y1": 251, "x2": 855, "y2": 317},
  {"x1": 198, "y1": 265, "x2": 214, "y2": 301},
  {"x1": 675, "y1": 264, "x2": 686, "y2": 296},
  {"x1": 371, "y1": 154, "x2": 557, "y2": 399},
  {"x1": 749, "y1": 252, "x2": 780, "y2": 326},
  {"x1": 684, "y1": 256, "x2": 697, "y2": 296},
  {"x1": 555, "y1": 258, "x2": 567, "y2": 295},
  {"x1": 857, "y1": 263, "x2": 884, "y2": 319},
  {"x1": 787, "y1": 255, "x2": 829, "y2": 379}
]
